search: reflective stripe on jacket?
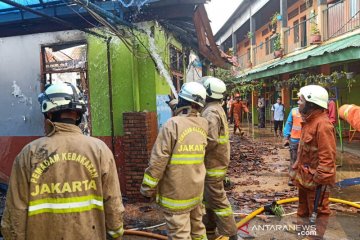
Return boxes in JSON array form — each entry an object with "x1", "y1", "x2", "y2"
[
  {"x1": 291, "y1": 110, "x2": 336, "y2": 190},
  {"x1": 202, "y1": 102, "x2": 230, "y2": 180},
  {"x1": 290, "y1": 108, "x2": 302, "y2": 140},
  {"x1": 140, "y1": 109, "x2": 208, "y2": 214},
  {"x1": 1, "y1": 121, "x2": 124, "y2": 240}
]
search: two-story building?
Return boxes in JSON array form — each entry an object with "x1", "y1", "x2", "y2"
[{"x1": 216, "y1": 0, "x2": 360, "y2": 136}]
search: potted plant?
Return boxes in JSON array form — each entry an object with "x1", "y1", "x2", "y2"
[
  {"x1": 273, "y1": 34, "x2": 283, "y2": 58},
  {"x1": 247, "y1": 31, "x2": 254, "y2": 40},
  {"x1": 310, "y1": 23, "x2": 321, "y2": 43},
  {"x1": 270, "y1": 12, "x2": 280, "y2": 33}
]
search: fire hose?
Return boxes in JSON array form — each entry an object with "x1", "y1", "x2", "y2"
[
  {"x1": 121, "y1": 197, "x2": 359, "y2": 239},
  {"x1": 214, "y1": 197, "x2": 360, "y2": 240}
]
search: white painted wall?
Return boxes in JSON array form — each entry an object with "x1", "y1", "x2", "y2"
[{"x1": 0, "y1": 30, "x2": 86, "y2": 136}]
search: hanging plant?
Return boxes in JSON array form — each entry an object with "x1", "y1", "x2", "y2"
[{"x1": 346, "y1": 78, "x2": 356, "y2": 92}]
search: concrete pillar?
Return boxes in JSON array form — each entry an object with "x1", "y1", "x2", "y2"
[
  {"x1": 232, "y1": 30, "x2": 237, "y2": 54},
  {"x1": 252, "y1": 90, "x2": 258, "y2": 126},
  {"x1": 281, "y1": 73, "x2": 290, "y2": 116},
  {"x1": 250, "y1": 8, "x2": 256, "y2": 66},
  {"x1": 318, "y1": 0, "x2": 328, "y2": 40},
  {"x1": 280, "y1": 0, "x2": 288, "y2": 28},
  {"x1": 280, "y1": 0, "x2": 289, "y2": 53}
]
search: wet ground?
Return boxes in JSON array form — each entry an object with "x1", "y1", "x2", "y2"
[
  {"x1": 124, "y1": 122, "x2": 360, "y2": 239},
  {"x1": 115, "y1": 122, "x2": 360, "y2": 239}
]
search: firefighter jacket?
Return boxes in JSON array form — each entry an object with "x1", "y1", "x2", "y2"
[
  {"x1": 283, "y1": 107, "x2": 303, "y2": 142},
  {"x1": 339, "y1": 104, "x2": 360, "y2": 131},
  {"x1": 1, "y1": 121, "x2": 124, "y2": 240},
  {"x1": 140, "y1": 108, "x2": 208, "y2": 214},
  {"x1": 230, "y1": 101, "x2": 249, "y2": 116},
  {"x1": 201, "y1": 101, "x2": 230, "y2": 181},
  {"x1": 290, "y1": 110, "x2": 336, "y2": 190}
]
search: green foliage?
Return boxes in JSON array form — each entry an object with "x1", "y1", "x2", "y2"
[
  {"x1": 270, "y1": 12, "x2": 280, "y2": 26},
  {"x1": 216, "y1": 68, "x2": 236, "y2": 82},
  {"x1": 273, "y1": 34, "x2": 282, "y2": 51},
  {"x1": 285, "y1": 71, "x2": 356, "y2": 92},
  {"x1": 247, "y1": 31, "x2": 254, "y2": 39},
  {"x1": 311, "y1": 23, "x2": 320, "y2": 35}
]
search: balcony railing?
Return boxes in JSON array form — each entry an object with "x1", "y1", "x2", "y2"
[
  {"x1": 233, "y1": 0, "x2": 360, "y2": 70},
  {"x1": 284, "y1": 14, "x2": 317, "y2": 55},
  {"x1": 237, "y1": 52, "x2": 251, "y2": 70},
  {"x1": 323, "y1": 0, "x2": 360, "y2": 41},
  {"x1": 253, "y1": 37, "x2": 276, "y2": 66}
]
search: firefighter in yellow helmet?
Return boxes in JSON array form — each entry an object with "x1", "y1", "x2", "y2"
[
  {"x1": 140, "y1": 82, "x2": 208, "y2": 240},
  {"x1": 201, "y1": 76, "x2": 238, "y2": 240},
  {"x1": 1, "y1": 82, "x2": 124, "y2": 240}
]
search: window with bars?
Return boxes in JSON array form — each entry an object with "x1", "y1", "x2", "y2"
[
  {"x1": 293, "y1": 20, "x2": 299, "y2": 43},
  {"x1": 169, "y1": 45, "x2": 184, "y2": 92},
  {"x1": 350, "y1": 0, "x2": 359, "y2": 18},
  {"x1": 170, "y1": 45, "x2": 184, "y2": 73},
  {"x1": 265, "y1": 37, "x2": 269, "y2": 55},
  {"x1": 270, "y1": 37, "x2": 275, "y2": 53}
]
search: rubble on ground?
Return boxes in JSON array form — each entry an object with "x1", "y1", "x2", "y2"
[{"x1": 226, "y1": 134, "x2": 298, "y2": 213}]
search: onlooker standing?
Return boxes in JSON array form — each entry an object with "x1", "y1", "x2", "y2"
[
  {"x1": 257, "y1": 95, "x2": 266, "y2": 128},
  {"x1": 326, "y1": 88, "x2": 337, "y2": 125},
  {"x1": 271, "y1": 97, "x2": 285, "y2": 137},
  {"x1": 283, "y1": 106, "x2": 302, "y2": 186},
  {"x1": 327, "y1": 98, "x2": 337, "y2": 125},
  {"x1": 227, "y1": 96, "x2": 233, "y2": 123}
]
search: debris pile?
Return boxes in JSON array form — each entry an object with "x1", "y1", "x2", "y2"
[
  {"x1": 227, "y1": 135, "x2": 297, "y2": 213},
  {"x1": 228, "y1": 135, "x2": 279, "y2": 176}
]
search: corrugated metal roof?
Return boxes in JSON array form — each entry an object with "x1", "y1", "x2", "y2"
[{"x1": 237, "y1": 33, "x2": 360, "y2": 81}]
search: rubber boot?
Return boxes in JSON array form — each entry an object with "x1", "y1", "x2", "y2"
[{"x1": 239, "y1": 128, "x2": 244, "y2": 136}]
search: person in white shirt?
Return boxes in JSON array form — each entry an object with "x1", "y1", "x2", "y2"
[{"x1": 271, "y1": 97, "x2": 285, "y2": 137}]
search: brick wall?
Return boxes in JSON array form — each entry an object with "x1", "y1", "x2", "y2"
[{"x1": 123, "y1": 112, "x2": 158, "y2": 202}]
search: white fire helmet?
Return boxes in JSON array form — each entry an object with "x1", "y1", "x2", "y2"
[
  {"x1": 178, "y1": 82, "x2": 207, "y2": 107},
  {"x1": 38, "y1": 82, "x2": 86, "y2": 114},
  {"x1": 298, "y1": 85, "x2": 329, "y2": 109},
  {"x1": 201, "y1": 76, "x2": 226, "y2": 99}
]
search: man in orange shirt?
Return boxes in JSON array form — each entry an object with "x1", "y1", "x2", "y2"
[{"x1": 230, "y1": 94, "x2": 249, "y2": 135}]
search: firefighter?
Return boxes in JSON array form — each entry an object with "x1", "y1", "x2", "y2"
[
  {"x1": 140, "y1": 82, "x2": 208, "y2": 240},
  {"x1": 1, "y1": 82, "x2": 124, "y2": 240},
  {"x1": 283, "y1": 106, "x2": 303, "y2": 186},
  {"x1": 230, "y1": 93, "x2": 249, "y2": 135},
  {"x1": 339, "y1": 104, "x2": 360, "y2": 131},
  {"x1": 290, "y1": 85, "x2": 336, "y2": 239},
  {"x1": 201, "y1": 76, "x2": 238, "y2": 240}
]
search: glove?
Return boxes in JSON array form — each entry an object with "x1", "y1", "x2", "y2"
[
  {"x1": 283, "y1": 139, "x2": 290, "y2": 147},
  {"x1": 165, "y1": 95, "x2": 178, "y2": 111}
]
